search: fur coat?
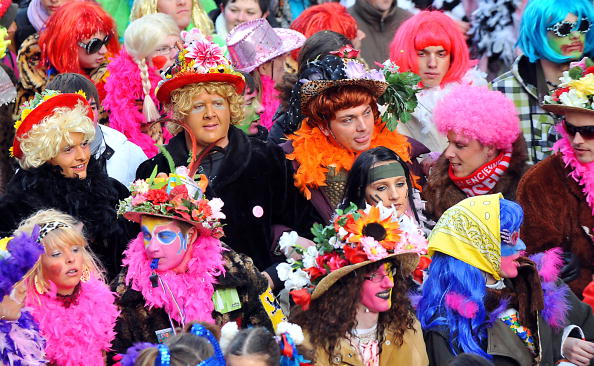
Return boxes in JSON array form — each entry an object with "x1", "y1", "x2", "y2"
[
  {"x1": 517, "y1": 153, "x2": 594, "y2": 297},
  {"x1": 0, "y1": 159, "x2": 137, "y2": 279},
  {"x1": 423, "y1": 136, "x2": 529, "y2": 221}
]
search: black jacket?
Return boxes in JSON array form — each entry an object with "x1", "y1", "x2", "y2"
[
  {"x1": 0, "y1": 159, "x2": 137, "y2": 279},
  {"x1": 136, "y1": 126, "x2": 323, "y2": 285}
]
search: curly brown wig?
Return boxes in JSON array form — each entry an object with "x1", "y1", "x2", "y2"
[{"x1": 290, "y1": 258, "x2": 415, "y2": 364}]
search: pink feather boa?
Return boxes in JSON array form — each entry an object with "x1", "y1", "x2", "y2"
[
  {"x1": 553, "y1": 127, "x2": 594, "y2": 215},
  {"x1": 103, "y1": 49, "x2": 172, "y2": 158},
  {"x1": 445, "y1": 292, "x2": 479, "y2": 319},
  {"x1": 260, "y1": 74, "x2": 279, "y2": 130},
  {"x1": 123, "y1": 233, "x2": 225, "y2": 325},
  {"x1": 25, "y1": 276, "x2": 119, "y2": 366}
]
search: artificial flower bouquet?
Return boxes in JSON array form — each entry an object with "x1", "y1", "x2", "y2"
[{"x1": 543, "y1": 57, "x2": 594, "y2": 110}]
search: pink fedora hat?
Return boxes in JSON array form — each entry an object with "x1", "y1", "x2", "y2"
[{"x1": 226, "y1": 18, "x2": 305, "y2": 73}]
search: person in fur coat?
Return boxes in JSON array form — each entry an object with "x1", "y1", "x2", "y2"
[
  {"x1": 517, "y1": 57, "x2": 594, "y2": 299},
  {"x1": 422, "y1": 85, "x2": 528, "y2": 221},
  {"x1": 0, "y1": 91, "x2": 137, "y2": 280}
]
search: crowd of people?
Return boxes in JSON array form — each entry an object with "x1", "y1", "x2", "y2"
[{"x1": 0, "y1": 0, "x2": 594, "y2": 364}]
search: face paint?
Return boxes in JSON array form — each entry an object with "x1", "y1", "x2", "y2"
[
  {"x1": 500, "y1": 229, "x2": 525, "y2": 279},
  {"x1": 547, "y1": 13, "x2": 587, "y2": 59},
  {"x1": 360, "y1": 262, "x2": 394, "y2": 313},
  {"x1": 141, "y1": 216, "x2": 189, "y2": 272},
  {"x1": 238, "y1": 89, "x2": 263, "y2": 135}
]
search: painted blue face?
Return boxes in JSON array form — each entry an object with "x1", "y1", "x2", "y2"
[{"x1": 500, "y1": 229, "x2": 526, "y2": 257}]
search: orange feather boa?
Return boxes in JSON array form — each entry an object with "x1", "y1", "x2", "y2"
[{"x1": 287, "y1": 120, "x2": 412, "y2": 199}]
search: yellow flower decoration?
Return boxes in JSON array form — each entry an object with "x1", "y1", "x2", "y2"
[
  {"x1": 8, "y1": 146, "x2": 14, "y2": 157},
  {"x1": 13, "y1": 119, "x2": 22, "y2": 130},
  {"x1": 569, "y1": 73, "x2": 594, "y2": 96},
  {"x1": 0, "y1": 236, "x2": 12, "y2": 252},
  {"x1": 76, "y1": 90, "x2": 87, "y2": 99}
]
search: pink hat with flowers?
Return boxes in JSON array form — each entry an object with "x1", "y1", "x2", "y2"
[{"x1": 226, "y1": 18, "x2": 305, "y2": 73}]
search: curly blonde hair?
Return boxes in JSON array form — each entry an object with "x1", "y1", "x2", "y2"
[
  {"x1": 168, "y1": 82, "x2": 244, "y2": 135},
  {"x1": 17, "y1": 101, "x2": 95, "y2": 170},
  {"x1": 17, "y1": 209, "x2": 105, "y2": 296}
]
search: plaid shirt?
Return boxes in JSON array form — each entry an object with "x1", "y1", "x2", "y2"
[{"x1": 491, "y1": 56, "x2": 559, "y2": 164}]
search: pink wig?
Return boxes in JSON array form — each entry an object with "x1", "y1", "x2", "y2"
[
  {"x1": 389, "y1": 11, "x2": 473, "y2": 86},
  {"x1": 39, "y1": 1, "x2": 119, "y2": 75},
  {"x1": 103, "y1": 49, "x2": 171, "y2": 157},
  {"x1": 434, "y1": 85, "x2": 520, "y2": 150}
]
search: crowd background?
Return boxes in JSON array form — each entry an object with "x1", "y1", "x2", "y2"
[{"x1": 0, "y1": 0, "x2": 594, "y2": 364}]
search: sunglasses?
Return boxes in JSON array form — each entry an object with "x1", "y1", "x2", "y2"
[
  {"x1": 564, "y1": 120, "x2": 594, "y2": 139},
  {"x1": 547, "y1": 17, "x2": 591, "y2": 37},
  {"x1": 78, "y1": 35, "x2": 111, "y2": 55}
]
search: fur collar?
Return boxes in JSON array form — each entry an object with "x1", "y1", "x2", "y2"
[{"x1": 423, "y1": 136, "x2": 529, "y2": 219}]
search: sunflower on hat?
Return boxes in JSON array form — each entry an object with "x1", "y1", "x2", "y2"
[{"x1": 277, "y1": 203, "x2": 427, "y2": 310}]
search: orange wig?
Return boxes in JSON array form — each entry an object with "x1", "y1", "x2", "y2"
[
  {"x1": 290, "y1": 3, "x2": 358, "y2": 60},
  {"x1": 304, "y1": 85, "x2": 379, "y2": 129},
  {"x1": 389, "y1": 11, "x2": 474, "y2": 86},
  {"x1": 39, "y1": 0, "x2": 119, "y2": 75}
]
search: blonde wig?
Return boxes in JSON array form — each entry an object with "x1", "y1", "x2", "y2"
[
  {"x1": 168, "y1": 82, "x2": 244, "y2": 135},
  {"x1": 16, "y1": 209, "x2": 105, "y2": 296},
  {"x1": 17, "y1": 101, "x2": 95, "y2": 170},
  {"x1": 129, "y1": 0, "x2": 214, "y2": 35},
  {"x1": 125, "y1": 13, "x2": 181, "y2": 122}
]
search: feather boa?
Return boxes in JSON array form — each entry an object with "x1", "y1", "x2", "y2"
[
  {"x1": 287, "y1": 121, "x2": 412, "y2": 199},
  {"x1": 123, "y1": 233, "x2": 225, "y2": 325},
  {"x1": 553, "y1": 129, "x2": 594, "y2": 216},
  {"x1": 445, "y1": 292, "x2": 479, "y2": 319},
  {"x1": 25, "y1": 276, "x2": 118, "y2": 366},
  {"x1": 0, "y1": 228, "x2": 44, "y2": 298},
  {"x1": 0, "y1": 310, "x2": 46, "y2": 366},
  {"x1": 103, "y1": 49, "x2": 172, "y2": 158},
  {"x1": 260, "y1": 74, "x2": 280, "y2": 131},
  {"x1": 529, "y1": 247, "x2": 570, "y2": 330}
]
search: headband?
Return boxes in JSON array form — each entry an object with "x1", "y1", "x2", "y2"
[
  {"x1": 368, "y1": 162, "x2": 406, "y2": 183},
  {"x1": 38, "y1": 222, "x2": 70, "y2": 242},
  {"x1": 189, "y1": 324, "x2": 226, "y2": 366},
  {"x1": 156, "y1": 344, "x2": 170, "y2": 366}
]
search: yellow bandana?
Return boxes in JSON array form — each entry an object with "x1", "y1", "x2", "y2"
[{"x1": 428, "y1": 193, "x2": 503, "y2": 280}]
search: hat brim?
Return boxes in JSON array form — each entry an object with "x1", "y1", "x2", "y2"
[
  {"x1": 300, "y1": 79, "x2": 388, "y2": 109},
  {"x1": 311, "y1": 252, "x2": 419, "y2": 300},
  {"x1": 123, "y1": 211, "x2": 197, "y2": 226},
  {"x1": 156, "y1": 72, "x2": 246, "y2": 104},
  {"x1": 541, "y1": 103, "x2": 594, "y2": 116},
  {"x1": 233, "y1": 28, "x2": 305, "y2": 73},
  {"x1": 1, "y1": 3, "x2": 17, "y2": 28}
]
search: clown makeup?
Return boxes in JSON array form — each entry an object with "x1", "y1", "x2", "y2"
[
  {"x1": 360, "y1": 262, "x2": 394, "y2": 313},
  {"x1": 141, "y1": 216, "x2": 189, "y2": 272},
  {"x1": 364, "y1": 160, "x2": 409, "y2": 216},
  {"x1": 500, "y1": 229, "x2": 526, "y2": 279},
  {"x1": 547, "y1": 13, "x2": 587, "y2": 59}
]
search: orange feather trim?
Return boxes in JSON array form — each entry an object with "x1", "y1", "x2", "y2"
[{"x1": 287, "y1": 120, "x2": 412, "y2": 199}]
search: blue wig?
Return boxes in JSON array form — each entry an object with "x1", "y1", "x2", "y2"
[
  {"x1": 499, "y1": 199, "x2": 523, "y2": 234},
  {"x1": 417, "y1": 252, "x2": 491, "y2": 359},
  {"x1": 517, "y1": 0, "x2": 594, "y2": 63}
]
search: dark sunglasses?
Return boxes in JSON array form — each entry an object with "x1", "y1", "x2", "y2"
[
  {"x1": 547, "y1": 17, "x2": 591, "y2": 37},
  {"x1": 564, "y1": 120, "x2": 594, "y2": 139},
  {"x1": 78, "y1": 35, "x2": 111, "y2": 55}
]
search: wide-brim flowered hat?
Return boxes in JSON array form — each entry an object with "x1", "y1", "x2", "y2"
[
  {"x1": 278, "y1": 204, "x2": 427, "y2": 308},
  {"x1": 227, "y1": 18, "x2": 305, "y2": 73},
  {"x1": 542, "y1": 57, "x2": 594, "y2": 116},
  {"x1": 11, "y1": 90, "x2": 93, "y2": 159},
  {"x1": 298, "y1": 55, "x2": 388, "y2": 110},
  {"x1": 156, "y1": 28, "x2": 246, "y2": 105}
]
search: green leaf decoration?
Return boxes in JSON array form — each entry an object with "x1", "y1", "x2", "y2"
[
  {"x1": 159, "y1": 144, "x2": 176, "y2": 174},
  {"x1": 586, "y1": 58, "x2": 594, "y2": 68},
  {"x1": 377, "y1": 62, "x2": 421, "y2": 131},
  {"x1": 569, "y1": 66, "x2": 583, "y2": 80}
]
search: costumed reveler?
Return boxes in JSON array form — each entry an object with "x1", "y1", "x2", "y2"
[
  {"x1": 418, "y1": 194, "x2": 594, "y2": 365},
  {"x1": 517, "y1": 57, "x2": 594, "y2": 300},
  {"x1": 136, "y1": 30, "x2": 320, "y2": 290},
  {"x1": 0, "y1": 90, "x2": 137, "y2": 280},
  {"x1": 103, "y1": 13, "x2": 180, "y2": 158},
  {"x1": 18, "y1": 209, "x2": 119, "y2": 366},
  {"x1": 284, "y1": 53, "x2": 423, "y2": 222},
  {"x1": 0, "y1": 228, "x2": 46, "y2": 365},
  {"x1": 492, "y1": 0, "x2": 594, "y2": 163},
  {"x1": 112, "y1": 157, "x2": 277, "y2": 357},
  {"x1": 16, "y1": 0, "x2": 119, "y2": 107},
  {"x1": 278, "y1": 203, "x2": 429, "y2": 365},
  {"x1": 389, "y1": 10, "x2": 487, "y2": 154},
  {"x1": 422, "y1": 85, "x2": 528, "y2": 221}
]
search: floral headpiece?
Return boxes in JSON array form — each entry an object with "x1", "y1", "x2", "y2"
[
  {"x1": 118, "y1": 164, "x2": 225, "y2": 238},
  {"x1": 155, "y1": 29, "x2": 245, "y2": 104},
  {"x1": 277, "y1": 203, "x2": 426, "y2": 309},
  {"x1": 10, "y1": 89, "x2": 91, "y2": 158},
  {"x1": 298, "y1": 51, "x2": 420, "y2": 131},
  {"x1": 543, "y1": 57, "x2": 594, "y2": 115},
  {"x1": 0, "y1": 226, "x2": 44, "y2": 299}
]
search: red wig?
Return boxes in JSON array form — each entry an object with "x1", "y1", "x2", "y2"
[
  {"x1": 389, "y1": 11, "x2": 474, "y2": 86},
  {"x1": 290, "y1": 3, "x2": 358, "y2": 60},
  {"x1": 305, "y1": 85, "x2": 379, "y2": 128},
  {"x1": 39, "y1": 0, "x2": 119, "y2": 75}
]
